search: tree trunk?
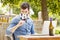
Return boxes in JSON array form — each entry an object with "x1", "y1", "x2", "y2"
[{"x1": 41, "y1": 0, "x2": 49, "y2": 22}]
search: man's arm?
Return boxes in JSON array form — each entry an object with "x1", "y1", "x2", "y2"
[
  {"x1": 9, "y1": 24, "x2": 19, "y2": 33},
  {"x1": 10, "y1": 20, "x2": 25, "y2": 33},
  {"x1": 6, "y1": 18, "x2": 25, "y2": 35}
]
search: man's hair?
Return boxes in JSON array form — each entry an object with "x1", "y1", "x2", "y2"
[{"x1": 21, "y1": 2, "x2": 30, "y2": 10}]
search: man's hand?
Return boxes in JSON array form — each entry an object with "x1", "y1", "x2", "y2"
[{"x1": 17, "y1": 20, "x2": 25, "y2": 27}]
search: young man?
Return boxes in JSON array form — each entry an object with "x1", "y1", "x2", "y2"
[{"x1": 6, "y1": 2, "x2": 35, "y2": 40}]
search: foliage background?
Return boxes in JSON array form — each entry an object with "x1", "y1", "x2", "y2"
[{"x1": 0, "y1": 0, "x2": 60, "y2": 22}]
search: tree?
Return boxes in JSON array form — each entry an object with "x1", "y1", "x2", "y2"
[
  {"x1": 1, "y1": 0, "x2": 60, "y2": 20},
  {"x1": 41, "y1": 0, "x2": 49, "y2": 21},
  {"x1": 1, "y1": 0, "x2": 41, "y2": 18}
]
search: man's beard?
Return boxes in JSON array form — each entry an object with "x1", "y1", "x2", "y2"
[{"x1": 20, "y1": 13, "x2": 29, "y2": 20}]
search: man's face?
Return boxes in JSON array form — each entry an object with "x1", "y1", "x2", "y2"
[
  {"x1": 20, "y1": 8, "x2": 29, "y2": 20},
  {"x1": 21, "y1": 8, "x2": 29, "y2": 14}
]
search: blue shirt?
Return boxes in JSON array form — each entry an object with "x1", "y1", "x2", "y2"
[{"x1": 6, "y1": 15, "x2": 35, "y2": 40}]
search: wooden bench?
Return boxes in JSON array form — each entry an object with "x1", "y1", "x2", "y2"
[{"x1": 18, "y1": 35, "x2": 60, "y2": 40}]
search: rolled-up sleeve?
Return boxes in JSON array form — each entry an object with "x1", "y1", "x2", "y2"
[{"x1": 6, "y1": 18, "x2": 17, "y2": 35}]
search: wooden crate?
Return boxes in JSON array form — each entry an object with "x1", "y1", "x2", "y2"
[{"x1": 0, "y1": 15, "x2": 15, "y2": 40}]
